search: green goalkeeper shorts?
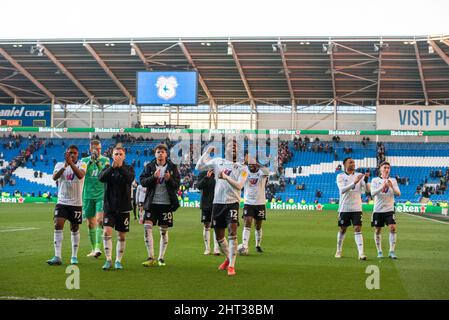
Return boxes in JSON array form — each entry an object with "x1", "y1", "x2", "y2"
[{"x1": 82, "y1": 199, "x2": 104, "y2": 219}]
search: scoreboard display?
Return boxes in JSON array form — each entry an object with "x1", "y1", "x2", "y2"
[
  {"x1": 0, "y1": 119, "x2": 22, "y2": 126},
  {"x1": 136, "y1": 71, "x2": 198, "y2": 106}
]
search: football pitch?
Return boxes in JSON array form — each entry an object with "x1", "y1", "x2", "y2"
[{"x1": 1, "y1": 204, "x2": 449, "y2": 300}]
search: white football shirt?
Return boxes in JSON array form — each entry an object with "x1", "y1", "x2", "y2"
[
  {"x1": 54, "y1": 161, "x2": 87, "y2": 206},
  {"x1": 244, "y1": 167, "x2": 270, "y2": 205},
  {"x1": 336, "y1": 172, "x2": 366, "y2": 213},
  {"x1": 371, "y1": 177, "x2": 400, "y2": 213},
  {"x1": 136, "y1": 185, "x2": 147, "y2": 204},
  {"x1": 196, "y1": 153, "x2": 248, "y2": 204}
]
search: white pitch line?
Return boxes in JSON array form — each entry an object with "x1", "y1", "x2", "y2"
[
  {"x1": 0, "y1": 227, "x2": 39, "y2": 233},
  {"x1": 0, "y1": 296, "x2": 73, "y2": 300},
  {"x1": 403, "y1": 213, "x2": 449, "y2": 226}
]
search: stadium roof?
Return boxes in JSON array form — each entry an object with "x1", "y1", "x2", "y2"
[{"x1": 0, "y1": 36, "x2": 449, "y2": 107}]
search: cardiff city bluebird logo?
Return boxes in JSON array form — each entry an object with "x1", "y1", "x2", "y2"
[{"x1": 155, "y1": 76, "x2": 178, "y2": 100}]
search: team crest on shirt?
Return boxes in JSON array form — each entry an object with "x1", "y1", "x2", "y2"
[
  {"x1": 249, "y1": 178, "x2": 259, "y2": 185},
  {"x1": 223, "y1": 168, "x2": 232, "y2": 176},
  {"x1": 155, "y1": 76, "x2": 178, "y2": 100}
]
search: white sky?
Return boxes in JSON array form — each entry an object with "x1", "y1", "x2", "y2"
[{"x1": 0, "y1": 0, "x2": 448, "y2": 39}]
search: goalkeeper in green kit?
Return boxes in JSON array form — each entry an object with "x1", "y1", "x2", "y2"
[{"x1": 82, "y1": 140, "x2": 110, "y2": 258}]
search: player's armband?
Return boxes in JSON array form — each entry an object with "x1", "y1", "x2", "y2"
[{"x1": 80, "y1": 162, "x2": 88, "y2": 172}]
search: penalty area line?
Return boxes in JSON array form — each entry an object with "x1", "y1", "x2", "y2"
[
  {"x1": 402, "y1": 213, "x2": 449, "y2": 226},
  {"x1": 0, "y1": 296, "x2": 73, "y2": 300},
  {"x1": 0, "y1": 227, "x2": 39, "y2": 233}
]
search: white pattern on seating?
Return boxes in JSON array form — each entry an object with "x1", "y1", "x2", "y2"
[
  {"x1": 285, "y1": 157, "x2": 449, "y2": 178},
  {"x1": 12, "y1": 167, "x2": 56, "y2": 187}
]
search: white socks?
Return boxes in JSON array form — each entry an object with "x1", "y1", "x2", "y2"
[
  {"x1": 255, "y1": 228, "x2": 263, "y2": 247},
  {"x1": 144, "y1": 224, "x2": 169, "y2": 261},
  {"x1": 203, "y1": 226, "x2": 211, "y2": 251},
  {"x1": 242, "y1": 227, "x2": 263, "y2": 249},
  {"x1": 213, "y1": 230, "x2": 219, "y2": 252},
  {"x1": 354, "y1": 232, "x2": 364, "y2": 256},
  {"x1": 116, "y1": 239, "x2": 126, "y2": 263},
  {"x1": 374, "y1": 232, "x2": 382, "y2": 252},
  {"x1": 158, "y1": 227, "x2": 169, "y2": 261},
  {"x1": 389, "y1": 231, "x2": 397, "y2": 252},
  {"x1": 336, "y1": 231, "x2": 346, "y2": 252},
  {"x1": 204, "y1": 228, "x2": 220, "y2": 252},
  {"x1": 70, "y1": 231, "x2": 80, "y2": 258},
  {"x1": 54, "y1": 230, "x2": 63, "y2": 258},
  {"x1": 228, "y1": 236, "x2": 238, "y2": 268},
  {"x1": 242, "y1": 227, "x2": 251, "y2": 249},
  {"x1": 103, "y1": 235, "x2": 113, "y2": 261},
  {"x1": 144, "y1": 224, "x2": 154, "y2": 259}
]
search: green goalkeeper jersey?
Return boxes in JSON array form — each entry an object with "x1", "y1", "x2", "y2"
[{"x1": 81, "y1": 155, "x2": 110, "y2": 200}]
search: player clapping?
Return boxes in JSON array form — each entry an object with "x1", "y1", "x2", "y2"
[
  {"x1": 195, "y1": 141, "x2": 249, "y2": 276},
  {"x1": 47, "y1": 145, "x2": 86, "y2": 266},
  {"x1": 335, "y1": 157, "x2": 370, "y2": 260},
  {"x1": 98, "y1": 146, "x2": 135, "y2": 270},
  {"x1": 140, "y1": 144, "x2": 181, "y2": 267},
  {"x1": 81, "y1": 140, "x2": 109, "y2": 258},
  {"x1": 370, "y1": 162, "x2": 400, "y2": 259},
  {"x1": 238, "y1": 156, "x2": 270, "y2": 255}
]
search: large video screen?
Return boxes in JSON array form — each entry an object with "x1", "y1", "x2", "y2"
[{"x1": 136, "y1": 71, "x2": 198, "y2": 106}]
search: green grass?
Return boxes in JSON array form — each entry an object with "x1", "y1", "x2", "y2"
[{"x1": 1, "y1": 204, "x2": 449, "y2": 300}]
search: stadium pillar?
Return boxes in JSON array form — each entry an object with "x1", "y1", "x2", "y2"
[
  {"x1": 102, "y1": 106, "x2": 105, "y2": 128},
  {"x1": 333, "y1": 99, "x2": 337, "y2": 130},
  {"x1": 137, "y1": 105, "x2": 142, "y2": 127},
  {"x1": 89, "y1": 98, "x2": 94, "y2": 139},
  {"x1": 208, "y1": 104, "x2": 212, "y2": 129},
  {"x1": 89, "y1": 99, "x2": 93, "y2": 127},
  {"x1": 50, "y1": 98, "x2": 55, "y2": 138},
  {"x1": 168, "y1": 106, "x2": 172, "y2": 125},
  {"x1": 63, "y1": 105, "x2": 67, "y2": 128},
  {"x1": 128, "y1": 102, "x2": 132, "y2": 128},
  {"x1": 214, "y1": 102, "x2": 218, "y2": 129},
  {"x1": 291, "y1": 100, "x2": 296, "y2": 130},
  {"x1": 250, "y1": 107, "x2": 253, "y2": 130},
  {"x1": 209, "y1": 100, "x2": 218, "y2": 129},
  {"x1": 250, "y1": 100, "x2": 257, "y2": 130},
  {"x1": 255, "y1": 106, "x2": 258, "y2": 130}
]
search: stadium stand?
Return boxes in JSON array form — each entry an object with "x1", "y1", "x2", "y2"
[{"x1": 1, "y1": 135, "x2": 448, "y2": 205}]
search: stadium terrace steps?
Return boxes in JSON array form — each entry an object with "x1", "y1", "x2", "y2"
[
  {"x1": 13, "y1": 167, "x2": 56, "y2": 187},
  {"x1": 386, "y1": 156, "x2": 449, "y2": 167},
  {"x1": 1, "y1": 160, "x2": 9, "y2": 170},
  {"x1": 285, "y1": 157, "x2": 449, "y2": 178},
  {"x1": 1, "y1": 176, "x2": 57, "y2": 195},
  {"x1": 2, "y1": 138, "x2": 449, "y2": 204}
]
